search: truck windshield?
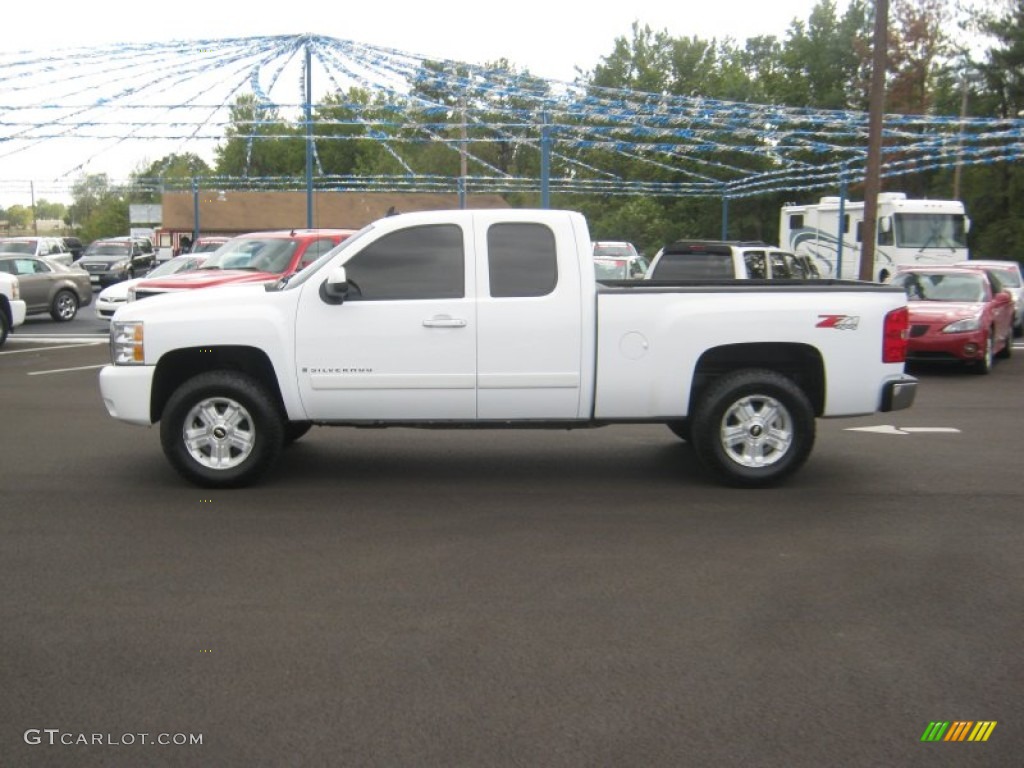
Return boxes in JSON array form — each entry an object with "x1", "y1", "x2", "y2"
[
  {"x1": 892, "y1": 272, "x2": 985, "y2": 302},
  {"x1": 0, "y1": 240, "x2": 35, "y2": 254},
  {"x1": 202, "y1": 238, "x2": 298, "y2": 273},
  {"x1": 894, "y1": 214, "x2": 968, "y2": 249}
]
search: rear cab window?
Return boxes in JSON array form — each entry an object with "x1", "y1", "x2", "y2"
[{"x1": 652, "y1": 246, "x2": 735, "y2": 279}]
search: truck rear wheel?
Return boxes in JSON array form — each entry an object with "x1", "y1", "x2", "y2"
[
  {"x1": 690, "y1": 369, "x2": 815, "y2": 487},
  {"x1": 160, "y1": 371, "x2": 284, "y2": 488}
]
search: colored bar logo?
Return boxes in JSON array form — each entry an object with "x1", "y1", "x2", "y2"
[{"x1": 921, "y1": 721, "x2": 997, "y2": 742}]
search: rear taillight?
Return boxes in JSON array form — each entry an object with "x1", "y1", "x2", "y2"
[{"x1": 883, "y1": 306, "x2": 909, "y2": 363}]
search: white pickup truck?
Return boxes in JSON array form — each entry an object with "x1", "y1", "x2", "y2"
[
  {"x1": 0, "y1": 272, "x2": 27, "y2": 347},
  {"x1": 99, "y1": 209, "x2": 916, "y2": 488}
]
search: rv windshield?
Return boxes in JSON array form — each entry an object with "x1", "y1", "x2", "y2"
[{"x1": 894, "y1": 213, "x2": 968, "y2": 249}]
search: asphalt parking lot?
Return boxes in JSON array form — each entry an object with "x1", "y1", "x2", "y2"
[{"x1": 2, "y1": 328, "x2": 1022, "y2": 767}]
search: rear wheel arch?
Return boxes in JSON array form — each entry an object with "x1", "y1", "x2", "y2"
[{"x1": 688, "y1": 343, "x2": 825, "y2": 418}]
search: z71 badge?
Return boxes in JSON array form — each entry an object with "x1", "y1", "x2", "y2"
[{"x1": 816, "y1": 314, "x2": 860, "y2": 330}]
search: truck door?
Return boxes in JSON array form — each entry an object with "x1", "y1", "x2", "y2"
[
  {"x1": 293, "y1": 223, "x2": 477, "y2": 420},
  {"x1": 475, "y1": 220, "x2": 584, "y2": 420}
]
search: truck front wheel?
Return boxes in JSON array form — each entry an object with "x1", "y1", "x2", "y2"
[
  {"x1": 160, "y1": 371, "x2": 285, "y2": 488},
  {"x1": 690, "y1": 369, "x2": 815, "y2": 487}
]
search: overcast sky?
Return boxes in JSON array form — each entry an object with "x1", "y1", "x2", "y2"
[
  {"x1": 28, "y1": 0, "x2": 835, "y2": 82},
  {"x1": 5, "y1": 0, "x2": 839, "y2": 207}
]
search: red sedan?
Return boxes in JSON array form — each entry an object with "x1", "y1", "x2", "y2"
[{"x1": 890, "y1": 267, "x2": 1014, "y2": 374}]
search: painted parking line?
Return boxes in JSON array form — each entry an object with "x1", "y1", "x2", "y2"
[
  {"x1": 7, "y1": 335, "x2": 106, "y2": 343},
  {"x1": 27, "y1": 363, "x2": 108, "y2": 376},
  {"x1": 0, "y1": 341, "x2": 106, "y2": 355}
]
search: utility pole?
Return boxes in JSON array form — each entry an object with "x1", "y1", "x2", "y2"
[{"x1": 860, "y1": 0, "x2": 889, "y2": 281}]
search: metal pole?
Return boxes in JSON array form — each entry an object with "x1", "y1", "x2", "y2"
[
  {"x1": 192, "y1": 177, "x2": 200, "y2": 243},
  {"x1": 837, "y1": 165, "x2": 847, "y2": 278},
  {"x1": 721, "y1": 193, "x2": 729, "y2": 240},
  {"x1": 540, "y1": 112, "x2": 551, "y2": 209},
  {"x1": 305, "y1": 38, "x2": 314, "y2": 229},
  {"x1": 459, "y1": 95, "x2": 468, "y2": 209},
  {"x1": 860, "y1": 0, "x2": 889, "y2": 282},
  {"x1": 952, "y1": 72, "x2": 969, "y2": 200},
  {"x1": 30, "y1": 180, "x2": 38, "y2": 235}
]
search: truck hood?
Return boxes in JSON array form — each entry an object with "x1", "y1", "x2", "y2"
[
  {"x1": 113, "y1": 282, "x2": 272, "y2": 322},
  {"x1": 135, "y1": 269, "x2": 280, "y2": 291}
]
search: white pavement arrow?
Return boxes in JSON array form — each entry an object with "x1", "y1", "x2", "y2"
[{"x1": 845, "y1": 425, "x2": 961, "y2": 435}]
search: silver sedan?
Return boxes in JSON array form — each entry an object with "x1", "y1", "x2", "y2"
[{"x1": 0, "y1": 255, "x2": 92, "y2": 321}]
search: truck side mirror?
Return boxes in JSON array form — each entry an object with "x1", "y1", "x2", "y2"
[
  {"x1": 964, "y1": 217, "x2": 971, "y2": 234},
  {"x1": 319, "y1": 265, "x2": 350, "y2": 305},
  {"x1": 879, "y1": 216, "x2": 892, "y2": 234}
]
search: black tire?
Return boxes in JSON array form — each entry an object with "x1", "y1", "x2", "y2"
[
  {"x1": 284, "y1": 421, "x2": 312, "y2": 445},
  {"x1": 690, "y1": 369, "x2": 816, "y2": 488},
  {"x1": 160, "y1": 371, "x2": 285, "y2": 488},
  {"x1": 0, "y1": 308, "x2": 9, "y2": 348},
  {"x1": 666, "y1": 419, "x2": 690, "y2": 442},
  {"x1": 50, "y1": 289, "x2": 79, "y2": 322},
  {"x1": 972, "y1": 331, "x2": 994, "y2": 374}
]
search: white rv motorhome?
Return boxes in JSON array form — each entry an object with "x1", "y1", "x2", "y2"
[{"x1": 780, "y1": 193, "x2": 970, "y2": 282}]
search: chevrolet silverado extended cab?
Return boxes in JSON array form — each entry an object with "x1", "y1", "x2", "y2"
[{"x1": 99, "y1": 209, "x2": 916, "y2": 489}]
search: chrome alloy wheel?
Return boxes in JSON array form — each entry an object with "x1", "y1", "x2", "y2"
[
  {"x1": 182, "y1": 396, "x2": 256, "y2": 470},
  {"x1": 719, "y1": 394, "x2": 794, "y2": 468},
  {"x1": 54, "y1": 293, "x2": 77, "y2": 320}
]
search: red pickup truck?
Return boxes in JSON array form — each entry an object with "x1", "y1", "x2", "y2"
[{"x1": 128, "y1": 229, "x2": 355, "y2": 302}]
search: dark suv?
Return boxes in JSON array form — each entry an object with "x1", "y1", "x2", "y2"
[{"x1": 76, "y1": 239, "x2": 155, "y2": 288}]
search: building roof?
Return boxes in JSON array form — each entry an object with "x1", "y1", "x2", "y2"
[{"x1": 162, "y1": 190, "x2": 510, "y2": 232}]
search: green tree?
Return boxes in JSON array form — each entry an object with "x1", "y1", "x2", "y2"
[
  {"x1": 132, "y1": 153, "x2": 213, "y2": 200},
  {"x1": 33, "y1": 198, "x2": 67, "y2": 220},
  {"x1": 68, "y1": 173, "x2": 129, "y2": 242},
  {"x1": 5, "y1": 205, "x2": 32, "y2": 231},
  {"x1": 214, "y1": 95, "x2": 304, "y2": 178},
  {"x1": 779, "y1": 0, "x2": 872, "y2": 109}
]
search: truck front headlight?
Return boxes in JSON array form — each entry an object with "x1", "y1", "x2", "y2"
[{"x1": 111, "y1": 321, "x2": 145, "y2": 365}]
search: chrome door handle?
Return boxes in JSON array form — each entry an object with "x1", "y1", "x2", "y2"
[{"x1": 422, "y1": 316, "x2": 466, "y2": 328}]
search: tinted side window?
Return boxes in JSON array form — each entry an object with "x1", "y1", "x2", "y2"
[
  {"x1": 344, "y1": 225, "x2": 464, "y2": 301},
  {"x1": 744, "y1": 251, "x2": 767, "y2": 279},
  {"x1": 487, "y1": 223, "x2": 557, "y2": 298},
  {"x1": 652, "y1": 253, "x2": 734, "y2": 279}
]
